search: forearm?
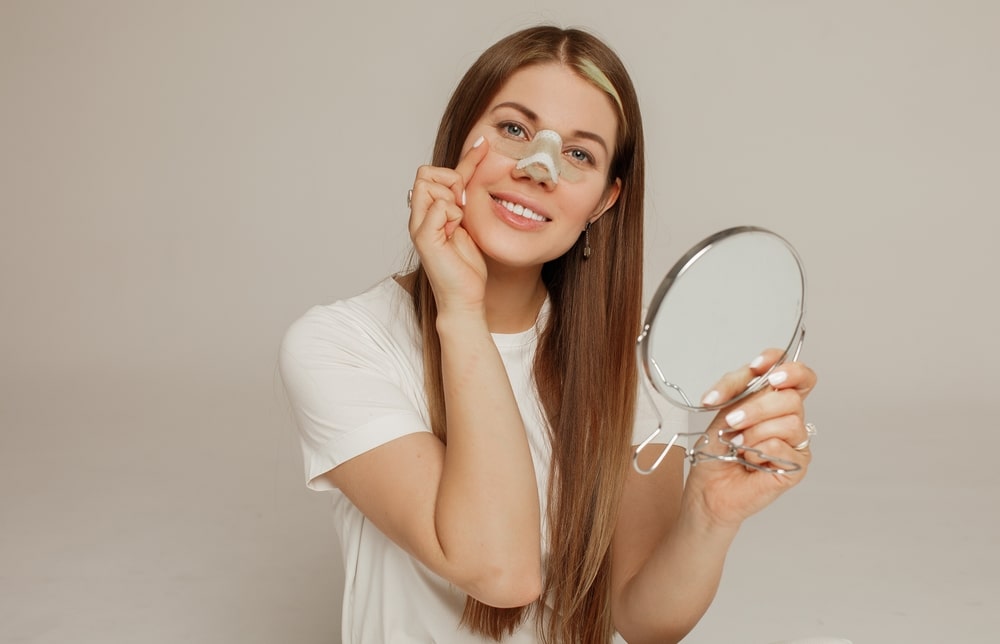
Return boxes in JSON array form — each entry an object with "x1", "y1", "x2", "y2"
[
  {"x1": 433, "y1": 311, "x2": 542, "y2": 604},
  {"x1": 614, "y1": 495, "x2": 740, "y2": 643}
]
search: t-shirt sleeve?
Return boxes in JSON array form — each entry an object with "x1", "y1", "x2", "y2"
[{"x1": 278, "y1": 305, "x2": 431, "y2": 491}]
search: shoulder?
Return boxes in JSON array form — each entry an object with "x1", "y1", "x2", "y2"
[
  {"x1": 280, "y1": 277, "x2": 415, "y2": 365},
  {"x1": 278, "y1": 277, "x2": 431, "y2": 487}
]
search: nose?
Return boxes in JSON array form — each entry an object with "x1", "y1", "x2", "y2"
[
  {"x1": 513, "y1": 153, "x2": 559, "y2": 188},
  {"x1": 512, "y1": 129, "x2": 564, "y2": 189}
]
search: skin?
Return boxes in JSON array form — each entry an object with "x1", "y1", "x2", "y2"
[
  {"x1": 612, "y1": 355, "x2": 816, "y2": 643},
  {"x1": 411, "y1": 63, "x2": 622, "y2": 332},
  {"x1": 326, "y1": 63, "x2": 818, "y2": 640}
]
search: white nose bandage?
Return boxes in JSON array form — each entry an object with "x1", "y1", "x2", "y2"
[{"x1": 491, "y1": 129, "x2": 582, "y2": 184}]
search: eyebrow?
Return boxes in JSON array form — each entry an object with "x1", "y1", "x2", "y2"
[{"x1": 490, "y1": 101, "x2": 610, "y2": 155}]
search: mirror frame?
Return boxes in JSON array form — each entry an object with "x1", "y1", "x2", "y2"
[{"x1": 638, "y1": 225, "x2": 807, "y2": 412}]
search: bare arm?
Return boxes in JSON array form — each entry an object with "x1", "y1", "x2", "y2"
[
  {"x1": 434, "y1": 309, "x2": 543, "y2": 603},
  {"x1": 611, "y1": 447, "x2": 736, "y2": 644},
  {"x1": 322, "y1": 139, "x2": 542, "y2": 608},
  {"x1": 612, "y1": 358, "x2": 816, "y2": 642},
  {"x1": 325, "y1": 314, "x2": 542, "y2": 607}
]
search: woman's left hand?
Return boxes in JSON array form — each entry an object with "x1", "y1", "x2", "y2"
[{"x1": 683, "y1": 355, "x2": 818, "y2": 529}]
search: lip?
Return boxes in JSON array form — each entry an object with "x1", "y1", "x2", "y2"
[{"x1": 488, "y1": 191, "x2": 551, "y2": 230}]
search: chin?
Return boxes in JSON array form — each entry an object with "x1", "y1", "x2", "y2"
[
  {"x1": 482, "y1": 245, "x2": 574, "y2": 272},
  {"x1": 463, "y1": 219, "x2": 574, "y2": 270}
]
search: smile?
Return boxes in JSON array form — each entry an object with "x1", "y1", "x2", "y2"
[{"x1": 492, "y1": 197, "x2": 549, "y2": 222}]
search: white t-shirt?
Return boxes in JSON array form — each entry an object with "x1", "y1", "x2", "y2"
[{"x1": 279, "y1": 277, "x2": 687, "y2": 643}]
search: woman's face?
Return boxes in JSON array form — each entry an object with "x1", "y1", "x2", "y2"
[{"x1": 459, "y1": 63, "x2": 621, "y2": 271}]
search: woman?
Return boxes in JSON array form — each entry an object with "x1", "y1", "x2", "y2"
[{"x1": 280, "y1": 25, "x2": 816, "y2": 643}]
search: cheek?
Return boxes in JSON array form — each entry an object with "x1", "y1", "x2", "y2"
[
  {"x1": 468, "y1": 150, "x2": 515, "y2": 187},
  {"x1": 565, "y1": 182, "x2": 612, "y2": 220}
]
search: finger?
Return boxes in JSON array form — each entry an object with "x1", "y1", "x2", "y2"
[
  {"x1": 692, "y1": 429, "x2": 732, "y2": 459},
  {"x1": 701, "y1": 366, "x2": 753, "y2": 407},
  {"x1": 408, "y1": 179, "x2": 462, "y2": 236},
  {"x1": 700, "y1": 348, "x2": 800, "y2": 407},
  {"x1": 409, "y1": 139, "x2": 489, "y2": 220},
  {"x1": 442, "y1": 201, "x2": 464, "y2": 238},
  {"x1": 411, "y1": 199, "x2": 459, "y2": 250},
  {"x1": 749, "y1": 348, "x2": 786, "y2": 374},
  {"x1": 732, "y1": 413, "x2": 804, "y2": 450},
  {"x1": 720, "y1": 390, "x2": 814, "y2": 458},
  {"x1": 412, "y1": 164, "x2": 468, "y2": 210},
  {"x1": 764, "y1": 360, "x2": 818, "y2": 399},
  {"x1": 721, "y1": 388, "x2": 803, "y2": 432},
  {"x1": 453, "y1": 135, "x2": 490, "y2": 189},
  {"x1": 449, "y1": 227, "x2": 487, "y2": 279},
  {"x1": 701, "y1": 348, "x2": 815, "y2": 407},
  {"x1": 739, "y1": 437, "x2": 809, "y2": 477}
]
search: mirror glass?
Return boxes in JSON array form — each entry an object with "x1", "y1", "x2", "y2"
[{"x1": 640, "y1": 226, "x2": 805, "y2": 412}]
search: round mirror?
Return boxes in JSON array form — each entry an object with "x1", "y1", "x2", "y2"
[{"x1": 640, "y1": 226, "x2": 806, "y2": 412}]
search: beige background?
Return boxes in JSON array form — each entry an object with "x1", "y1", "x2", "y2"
[{"x1": 2, "y1": 1, "x2": 998, "y2": 642}]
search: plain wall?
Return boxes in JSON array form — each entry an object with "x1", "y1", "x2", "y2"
[{"x1": 2, "y1": 1, "x2": 997, "y2": 642}]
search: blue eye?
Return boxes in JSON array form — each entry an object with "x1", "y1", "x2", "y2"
[
  {"x1": 568, "y1": 148, "x2": 594, "y2": 165},
  {"x1": 500, "y1": 122, "x2": 527, "y2": 139}
]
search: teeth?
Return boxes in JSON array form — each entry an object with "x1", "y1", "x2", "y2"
[{"x1": 496, "y1": 198, "x2": 546, "y2": 222}]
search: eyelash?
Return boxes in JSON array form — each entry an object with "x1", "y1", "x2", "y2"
[
  {"x1": 499, "y1": 121, "x2": 528, "y2": 139},
  {"x1": 567, "y1": 148, "x2": 595, "y2": 166},
  {"x1": 496, "y1": 121, "x2": 596, "y2": 167}
]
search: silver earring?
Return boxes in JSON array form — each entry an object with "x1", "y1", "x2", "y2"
[{"x1": 583, "y1": 223, "x2": 592, "y2": 259}]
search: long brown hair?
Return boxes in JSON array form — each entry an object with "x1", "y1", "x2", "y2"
[{"x1": 412, "y1": 26, "x2": 645, "y2": 643}]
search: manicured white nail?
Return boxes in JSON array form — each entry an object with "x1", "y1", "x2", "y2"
[
  {"x1": 702, "y1": 390, "x2": 720, "y2": 406},
  {"x1": 750, "y1": 355, "x2": 765, "y2": 369},
  {"x1": 726, "y1": 409, "x2": 746, "y2": 427},
  {"x1": 472, "y1": 135, "x2": 485, "y2": 148},
  {"x1": 767, "y1": 370, "x2": 788, "y2": 386},
  {"x1": 461, "y1": 190, "x2": 466, "y2": 206},
  {"x1": 729, "y1": 432, "x2": 745, "y2": 447}
]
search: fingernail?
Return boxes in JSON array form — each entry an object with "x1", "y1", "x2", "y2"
[
  {"x1": 702, "y1": 390, "x2": 720, "y2": 406},
  {"x1": 767, "y1": 371, "x2": 788, "y2": 386},
  {"x1": 730, "y1": 432, "x2": 744, "y2": 447},
  {"x1": 750, "y1": 355, "x2": 765, "y2": 369},
  {"x1": 461, "y1": 189, "x2": 466, "y2": 206},
  {"x1": 726, "y1": 409, "x2": 746, "y2": 427},
  {"x1": 472, "y1": 135, "x2": 485, "y2": 148}
]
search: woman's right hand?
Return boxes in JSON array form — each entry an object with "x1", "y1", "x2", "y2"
[{"x1": 408, "y1": 137, "x2": 490, "y2": 317}]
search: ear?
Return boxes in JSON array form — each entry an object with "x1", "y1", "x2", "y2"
[{"x1": 589, "y1": 177, "x2": 622, "y2": 224}]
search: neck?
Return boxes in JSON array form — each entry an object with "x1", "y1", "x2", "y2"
[{"x1": 482, "y1": 261, "x2": 547, "y2": 334}]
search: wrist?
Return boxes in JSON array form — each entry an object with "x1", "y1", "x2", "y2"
[
  {"x1": 677, "y1": 486, "x2": 744, "y2": 542},
  {"x1": 435, "y1": 308, "x2": 489, "y2": 338}
]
